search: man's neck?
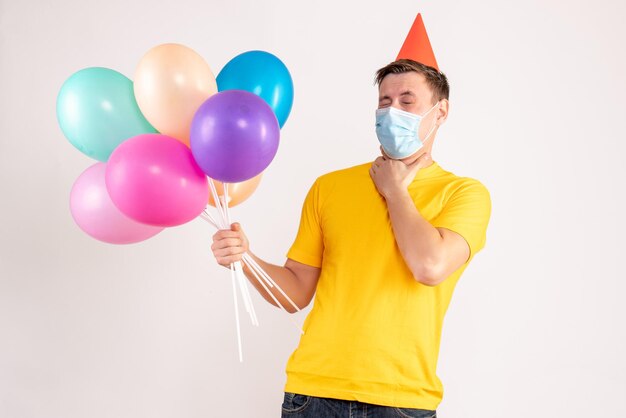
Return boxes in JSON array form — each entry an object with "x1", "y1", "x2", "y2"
[{"x1": 400, "y1": 150, "x2": 434, "y2": 167}]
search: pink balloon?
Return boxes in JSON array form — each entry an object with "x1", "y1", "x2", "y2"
[
  {"x1": 105, "y1": 134, "x2": 209, "y2": 226},
  {"x1": 70, "y1": 163, "x2": 164, "y2": 244}
]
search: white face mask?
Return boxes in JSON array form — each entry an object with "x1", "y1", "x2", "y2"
[{"x1": 375, "y1": 102, "x2": 439, "y2": 159}]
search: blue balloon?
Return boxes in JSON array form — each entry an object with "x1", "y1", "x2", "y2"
[{"x1": 217, "y1": 51, "x2": 294, "y2": 129}]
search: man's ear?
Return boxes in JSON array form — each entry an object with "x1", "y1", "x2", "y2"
[{"x1": 435, "y1": 99, "x2": 449, "y2": 126}]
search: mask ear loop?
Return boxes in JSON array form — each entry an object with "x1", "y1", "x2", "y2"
[
  {"x1": 396, "y1": 101, "x2": 441, "y2": 160},
  {"x1": 420, "y1": 101, "x2": 441, "y2": 144}
]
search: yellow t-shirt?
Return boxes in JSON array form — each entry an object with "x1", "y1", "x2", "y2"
[{"x1": 284, "y1": 160, "x2": 492, "y2": 410}]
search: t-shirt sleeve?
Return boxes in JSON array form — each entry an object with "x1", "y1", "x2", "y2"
[
  {"x1": 430, "y1": 180, "x2": 492, "y2": 262},
  {"x1": 286, "y1": 178, "x2": 324, "y2": 268}
]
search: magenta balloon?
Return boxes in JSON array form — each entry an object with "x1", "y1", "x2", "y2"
[
  {"x1": 70, "y1": 163, "x2": 164, "y2": 244},
  {"x1": 105, "y1": 134, "x2": 209, "y2": 226},
  {"x1": 190, "y1": 90, "x2": 280, "y2": 183}
]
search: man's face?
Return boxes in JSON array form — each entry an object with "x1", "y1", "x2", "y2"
[{"x1": 377, "y1": 72, "x2": 444, "y2": 162}]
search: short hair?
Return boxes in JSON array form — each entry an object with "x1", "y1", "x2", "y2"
[{"x1": 375, "y1": 59, "x2": 450, "y2": 103}]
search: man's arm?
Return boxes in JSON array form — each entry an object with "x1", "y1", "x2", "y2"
[
  {"x1": 384, "y1": 192, "x2": 469, "y2": 286},
  {"x1": 370, "y1": 153, "x2": 469, "y2": 286},
  {"x1": 211, "y1": 223, "x2": 321, "y2": 313}
]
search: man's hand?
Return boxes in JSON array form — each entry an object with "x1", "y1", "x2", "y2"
[
  {"x1": 210, "y1": 222, "x2": 320, "y2": 311},
  {"x1": 369, "y1": 150, "x2": 433, "y2": 199},
  {"x1": 211, "y1": 222, "x2": 249, "y2": 268}
]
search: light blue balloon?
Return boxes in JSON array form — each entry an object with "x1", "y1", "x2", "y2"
[
  {"x1": 56, "y1": 67, "x2": 157, "y2": 161},
  {"x1": 217, "y1": 51, "x2": 294, "y2": 128}
]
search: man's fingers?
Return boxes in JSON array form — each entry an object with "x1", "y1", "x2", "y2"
[
  {"x1": 212, "y1": 223, "x2": 245, "y2": 239},
  {"x1": 211, "y1": 237, "x2": 243, "y2": 250},
  {"x1": 210, "y1": 222, "x2": 247, "y2": 267},
  {"x1": 212, "y1": 230, "x2": 241, "y2": 240},
  {"x1": 213, "y1": 246, "x2": 246, "y2": 258},
  {"x1": 216, "y1": 254, "x2": 244, "y2": 267}
]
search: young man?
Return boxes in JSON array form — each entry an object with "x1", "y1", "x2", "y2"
[{"x1": 210, "y1": 58, "x2": 492, "y2": 417}]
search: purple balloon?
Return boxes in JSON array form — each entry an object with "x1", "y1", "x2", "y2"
[{"x1": 190, "y1": 90, "x2": 280, "y2": 183}]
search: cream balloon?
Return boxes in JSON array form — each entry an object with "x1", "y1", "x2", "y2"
[
  {"x1": 208, "y1": 173, "x2": 263, "y2": 208},
  {"x1": 134, "y1": 44, "x2": 217, "y2": 146}
]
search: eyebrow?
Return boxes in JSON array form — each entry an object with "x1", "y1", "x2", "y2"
[{"x1": 378, "y1": 90, "x2": 416, "y2": 102}]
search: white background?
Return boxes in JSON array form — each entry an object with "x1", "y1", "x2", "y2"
[{"x1": 1, "y1": 0, "x2": 625, "y2": 417}]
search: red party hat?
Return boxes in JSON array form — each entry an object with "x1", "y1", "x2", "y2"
[{"x1": 396, "y1": 13, "x2": 439, "y2": 71}]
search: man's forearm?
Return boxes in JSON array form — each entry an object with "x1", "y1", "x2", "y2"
[
  {"x1": 384, "y1": 190, "x2": 444, "y2": 284},
  {"x1": 239, "y1": 252, "x2": 305, "y2": 313}
]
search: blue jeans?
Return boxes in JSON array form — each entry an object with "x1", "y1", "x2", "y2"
[{"x1": 281, "y1": 392, "x2": 437, "y2": 418}]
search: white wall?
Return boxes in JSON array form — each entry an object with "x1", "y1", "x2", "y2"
[{"x1": 1, "y1": 0, "x2": 625, "y2": 417}]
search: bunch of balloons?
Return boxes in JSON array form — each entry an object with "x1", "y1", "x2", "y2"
[
  {"x1": 57, "y1": 44, "x2": 294, "y2": 244},
  {"x1": 58, "y1": 44, "x2": 298, "y2": 361}
]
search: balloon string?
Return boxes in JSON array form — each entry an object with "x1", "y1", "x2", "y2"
[
  {"x1": 218, "y1": 191, "x2": 256, "y2": 324},
  {"x1": 235, "y1": 261, "x2": 258, "y2": 326},
  {"x1": 198, "y1": 196, "x2": 302, "y2": 358},
  {"x1": 241, "y1": 257, "x2": 304, "y2": 334},
  {"x1": 200, "y1": 210, "x2": 218, "y2": 229},
  {"x1": 198, "y1": 215, "x2": 302, "y2": 316},
  {"x1": 242, "y1": 253, "x2": 301, "y2": 313},
  {"x1": 205, "y1": 179, "x2": 253, "y2": 360},
  {"x1": 230, "y1": 265, "x2": 243, "y2": 363},
  {"x1": 223, "y1": 183, "x2": 231, "y2": 225},
  {"x1": 207, "y1": 178, "x2": 227, "y2": 229}
]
